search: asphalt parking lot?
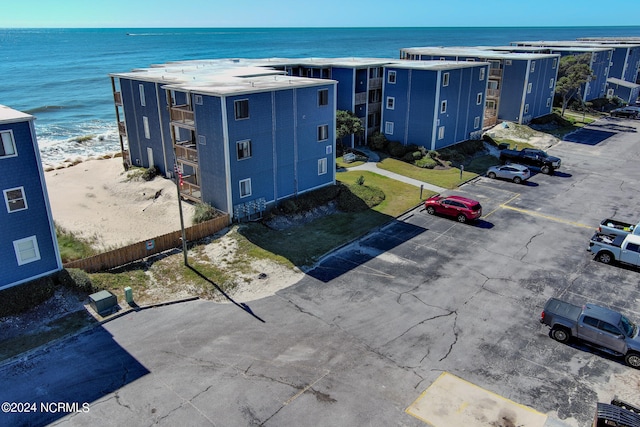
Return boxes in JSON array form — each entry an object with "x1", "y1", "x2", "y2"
[{"x1": 2, "y1": 117, "x2": 640, "y2": 427}]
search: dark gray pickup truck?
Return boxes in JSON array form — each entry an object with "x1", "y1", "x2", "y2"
[{"x1": 540, "y1": 298, "x2": 640, "y2": 368}]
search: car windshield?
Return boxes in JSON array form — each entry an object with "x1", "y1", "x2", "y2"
[{"x1": 619, "y1": 315, "x2": 636, "y2": 337}]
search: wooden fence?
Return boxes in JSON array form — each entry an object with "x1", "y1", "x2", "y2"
[{"x1": 64, "y1": 214, "x2": 230, "y2": 273}]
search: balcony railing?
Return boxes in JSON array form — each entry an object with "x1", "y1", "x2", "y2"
[
  {"x1": 355, "y1": 92, "x2": 367, "y2": 105},
  {"x1": 175, "y1": 143, "x2": 198, "y2": 164},
  {"x1": 368, "y1": 102, "x2": 381, "y2": 114},
  {"x1": 118, "y1": 121, "x2": 126, "y2": 136},
  {"x1": 486, "y1": 88, "x2": 500, "y2": 98},
  {"x1": 113, "y1": 91, "x2": 123, "y2": 105},
  {"x1": 369, "y1": 77, "x2": 382, "y2": 89},
  {"x1": 179, "y1": 175, "x2": 201, "y2": 202},
  {"x1": 489, "y1": 69, "x2": 503, "y2": 78},
  {"x1": 170, "y1": 105, "x2": 195, "y2": 128}
]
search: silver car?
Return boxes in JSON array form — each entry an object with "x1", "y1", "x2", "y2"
[{"x1": 487, "y1": 163, "x2": 530, "y2": 184}]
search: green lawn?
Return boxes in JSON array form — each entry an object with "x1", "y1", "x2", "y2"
[
  {"x1": 375, "y1": 157, "x2": 478, "y2": 189},
  {"x1": 239, "y1": 170, "x2": 430, "y2": 267}
]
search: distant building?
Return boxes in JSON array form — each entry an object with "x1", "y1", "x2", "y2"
[
  {"x1": 506, "y1": 42, "x2": 615, "y2": 102},
  {"x1": 0, "y1": 105, "x2": 62, "y2": 290},
  {"x1": 400, "y1": 47, "x2": 559, "y2": 126},
  {"x1": 110, "y1": 61, "x2": 337, "y2": 221},
  {"x1": 381, "y1": 61, "x2": 489, "y2": 149}
]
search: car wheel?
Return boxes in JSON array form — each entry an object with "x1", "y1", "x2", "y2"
[
  {"x1": 513, "y1": 176, "x2": 522, "y2": 184},
  {"x1": 456, "y1": 214, "x2": 467, "y2": 223},
  {"x1": 625, "y1": 352, "x2": 640, "y2": 369},
  {"x1": 426, "y1": 206, "x2": 435, "y2": 215},
  {"x1": 541, "y1": 165, "x2": 551, "y2": 174},
  {"x1": 597, "y1": 251, "x2": 613, "y2": 264},
  {"x1": 551, "y1": 327, "x2": 570, "y2": 343},
  {"x1": 488, "y1": 172, "x2": 496, "y2": 179}
]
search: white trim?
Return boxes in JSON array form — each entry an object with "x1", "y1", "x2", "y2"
[
  {"x1": 384, "y1": 121, "x2": 394, "y2": 135},
  {"x1": 221, "y1": 96, "x2": 233, "y2": 215},
  {"x1": 143, "y1": 116, "x2": 150, "y2": 139},
  {"x1": 440, "y1": 100, "x2": 447, "y2": 113},
  {"x1": 139, "y1": 84, "x2": 146, "y2": 106},
  {"x1": 0, "y1": 130, "x2": 18, "y2": 158},
  {"x1": 3, "y1": 186, "x2": 27, "y2": 213},
  {"x1": 318, "y1": 88, "x2": 329, "y2": 106},
  {"x1": 317, "y1": 124, "x2": 329, "y2": 142},
  {"x1": 442, "y1": 72, "x2": 450, "y2": 87},
  {"x1": 438, "y1": 126, "x2": 445, "y2": 140},
  {"x1": 432, "y1": 72, "x2": 442, "y2": 150},
  {"x1": 239, "y1": 178, "x2": 252, "y2": 198},
  {"x1": 387, "y1": 70, "x2": 396, "y2": 84},
  {"x1": 14, "y1": 235, "x2": 41, "y2": 266}
]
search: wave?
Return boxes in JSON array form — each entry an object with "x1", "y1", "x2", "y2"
[{"x1": 24, "y1": 105, "x2": 67, "y2": 114}]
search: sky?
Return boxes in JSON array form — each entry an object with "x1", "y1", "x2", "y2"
[{"x1": 2, "y1": 0, "x2": 640, "y2": 28}]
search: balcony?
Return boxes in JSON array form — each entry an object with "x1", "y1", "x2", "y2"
[
  {"x1": 486, "y1": 88, "x2": 500, "y2": 98},
  {"x1": 170, "y1": 105, "x2": 195, "y2": 129},
  {"x1": 489, "y1": 69, "x2": 503, "y2": 78},
  {"x1": 368, "y1": 102, "x2": 381, "y2": 114},
  {"x1": 113, "y1": 91, "x2": 123, "y2": 105},
  {"x1": 355, "y1": 92, "x2": 367, "y2": 105},
  {"x1": 179, "y1": 175, "x2": 201, "y2": 202},
  {"x1": 369, "y1": 77, "x2": 382, "y2": 89},
  {"x1": 175, "y1": 143, "x2": 198, "y2": 164},
  {"x1": 118, "y1": 121, "x2": 126, "y2": 136}
]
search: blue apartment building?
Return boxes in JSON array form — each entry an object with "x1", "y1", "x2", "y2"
[
  {"x1": 400, "y1": 47, "x2": 560, "y2": 126},
  {"x1": 506, "y1": 43, "x2": 614, "y2": 102},
  {"x1": 111, "y1": 61, "x2": 337, "y2": 221},
  {"x1": 381, "y1": 61, "x2": 489, "y2": 149},
  {"x1": 0, "y1": 105, "x2": 62, "y2": 290}
]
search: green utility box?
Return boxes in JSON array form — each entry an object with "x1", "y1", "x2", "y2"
[
  {"x1": 124, "y1": 287, "x2": 133, "y2": 304},
  {"x1": 89, "y1": 290, "x2": 117, "y2": 316}
]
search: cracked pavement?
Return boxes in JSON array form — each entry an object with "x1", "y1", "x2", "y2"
[{"x1": 2, "y1": 117, "x2": 640, "y2": 427}]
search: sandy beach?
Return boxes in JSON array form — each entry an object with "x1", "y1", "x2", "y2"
[
  {"x1": 43, "y1": 155, "x2": 304, "y2": 304},
  {"x1": 44, "y1": 156, "x2": 195, "y2": 250}
]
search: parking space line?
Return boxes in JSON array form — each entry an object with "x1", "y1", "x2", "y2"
[
  {"x1": 482, "y1": 193, "x2": 520, "y2": 219},
  {"x1": 499, "y1": 204, "x2": 593, "y2": 229}
]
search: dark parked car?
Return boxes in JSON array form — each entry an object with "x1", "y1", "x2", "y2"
[
  {"x1": 424, "y1": 195, "x2": 482, "y2": 223},
  {"x1": 611, "y1": 107, "x2": 640, "y2": 119}
]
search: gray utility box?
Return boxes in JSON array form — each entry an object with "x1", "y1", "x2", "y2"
[{"x1": 89, "y1": 290, "x2": 117, "y2": 316}]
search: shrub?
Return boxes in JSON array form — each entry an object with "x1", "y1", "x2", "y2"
[
  {"x1": 192, "y1": 203, "x2": 218, "y2": 224},
  {"x1": 141, "y1": 166, "x2": 159, "y2": 181},
  {"x1": 355, "y1": 175, "x2": 365, "y2": 186},
  {"x1": 415, "y1": 156, "x2": 438, "y2": 169},
  {"x1": 368, "y1": 132, "x2": 388, "y2": 151},
  {"x1": 387, "y1": 141, "x2": 407, "y2": 158},
  {"x1": 56, "y1": 268, "x2": 96, "y2": 293},
  {"x1": 0, "y1": 275, "x2": 57, "y2": 317},
  {"x1": 427, "y1": 150, "x2": 439, "y2": 159}
]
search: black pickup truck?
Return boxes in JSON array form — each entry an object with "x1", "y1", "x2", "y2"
[{"x1": 499, "y1": 147, "x2": 561, "y2": 175}]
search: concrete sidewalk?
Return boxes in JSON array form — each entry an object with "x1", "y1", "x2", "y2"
[{"x1": 347, "y1": 159, "x2": 447, "y2": 194}]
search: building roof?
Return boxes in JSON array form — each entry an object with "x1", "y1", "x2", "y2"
[
  {"x1": 498, "y1": 44, "x2": 612, "y2": 53},
  {"x1": 400, "y1": 46, "x2": 559, "y2": 60},
  {"x1": 0, "y1": 104, "x2": 33, "y2": 124},
  {"x1": 387, "y1": 59, "x2": 489, "y2": 70}
]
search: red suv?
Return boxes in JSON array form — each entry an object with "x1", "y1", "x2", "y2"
[{"x1": 424, "y1": 195, "x2": 482, "y2": 223}]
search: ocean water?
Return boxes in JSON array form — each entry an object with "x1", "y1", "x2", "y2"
[{"x1": 2, "y1": 26, "x2": 640, "y2": 164}]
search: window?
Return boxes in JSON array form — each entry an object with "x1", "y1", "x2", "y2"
[
  {"x1": 139, "y1": 84, "x2": 146, "y2": 106},
  {"x1": 325, "y1": 145, "x2": 332, "y2": 155},
  {"x1": 476, "y1": 93, "x2": 483, "y2": 105},
  {"x1": 600, "y1": 322, "x2": 622, "y2": 336},
  {"x1": 474, "y1": 116, "x2": 480, "y2": 129},
  {"x1": 552, "y1": 58, "x2": 558, "y2": 69},
  {"x1": 527, "y1": 83, "x2": 532, "y2": 94},
  {"x1": 583, "y1": 316, "x2": 599, "y2": 328},
  {"x1": 318, "y1": 89, "x2": 329, "y2": 106},
  {"x1": 479, "y1": 68, "x2": 486, "y2": 81},
  {"x1": 0, "y1": 130, "x2": 17, "y2": 158},
  {"x1": 239, "y1": 179, "x2": 251, "y2": 198},
  {"x1": 14, "y1": 236, "x2": 40, "y2": 266},
  {"x1": 524, "y1": 104, "x2": 529, "y2": 114},
  {"x1": 234, "y1": 99, "x2": 249, "y2": 120},
  {"x1": 627, "y1": 243, "x2": 640, "y2": 253},
  {"x1": 440, "y1": 100, "x2": 447, "y2": 113},
  {"x1": 530, "y1": 61, "x2": 536, "y2": 72},
  {"x1": 317, "y1": 124, "x2": 329, "y2": 142},
  {"x1": 384, "y1": 121, "x2": 394, "y2": 135},
  {"x1": 143, "y1": 116, "x2": 150, "y2": 139},
  {"x1": 388, "y1": 71, "x2": 396, "y2": 84},
  {"x1": 198, "y1": 135, "x2": 206, "y2": 145},
  {"x1": 386, "y1": 97, "x2": 395, "y2": 110},
  {"x1": 195, "y1": 94, "x2": 203, "y2": 105},
  {"x1": 505, "y1": 60, "x2": 512, "y2": 66},
  {"x1": 237, "y1": 140, "x2": 251, "y2": 160},
  {"x1": 4, "y1": 187, "x2": 27, "y2": 212},
  {"x1": 318, "y1": 158, "x2": 327, "y2": 175},
  {"x1": 442, "y1": 72, "x2": 450, "y2": 87},
  {"x1": 546, "y1": 98, "x2": 551, "y2": 107},
  {"x1": 438, "y1": 126, "x2": 445, "y2": 140},
  {"x1": 549, "y1": 78, "x2": 555, "y2": 89}
]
